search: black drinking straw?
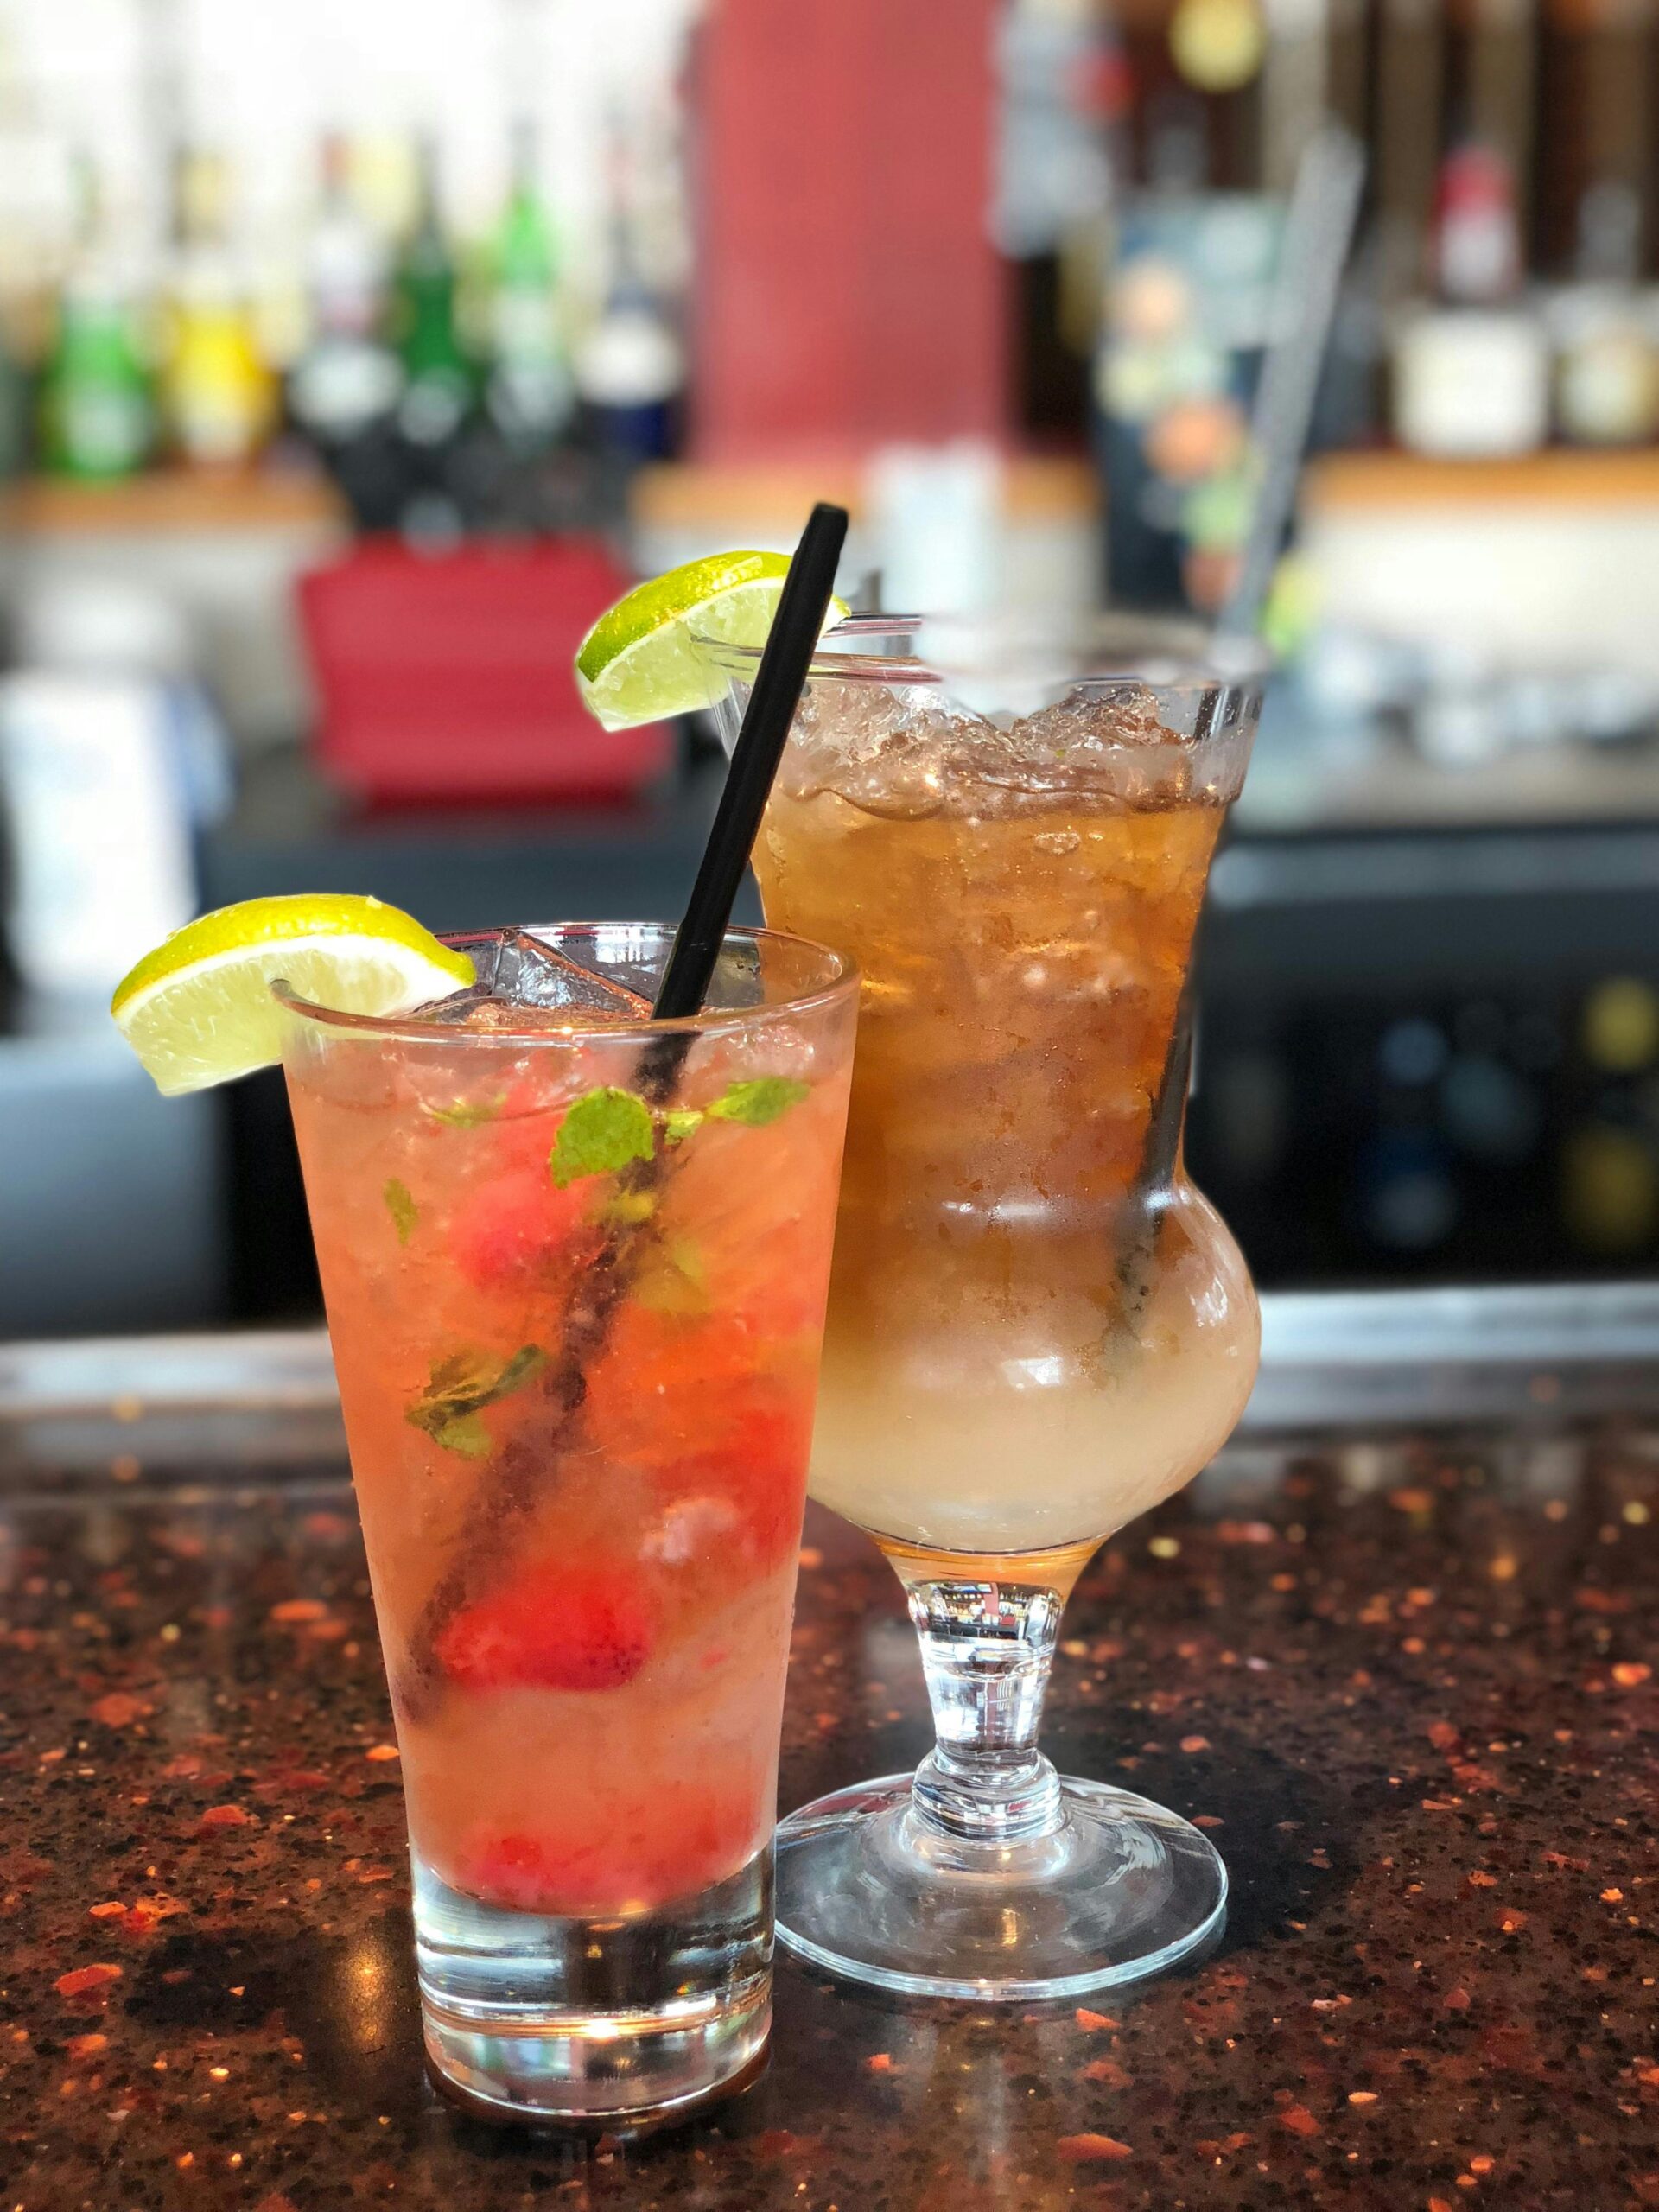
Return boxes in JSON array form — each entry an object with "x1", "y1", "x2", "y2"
[
  {"x1": 401, "y1": 501, "x2": 852, "y2": 1715},
  {"x1": 652, "y1": 501, "x2": 849, "y2": 1021}
]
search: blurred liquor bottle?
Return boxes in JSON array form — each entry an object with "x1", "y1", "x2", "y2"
[
  {"x1": 1391, "y1": 140, "x2": 1550, "y2": 456},
  {"x1": 287, "y1": 133, "x2": 404, "y2": 526},
  {"x1": 484, "y1": 118, "x2": 575, "y2": 457},
  {"x1": 394, "y1": 139, "x2": 475, "y2": 448},
  {"x1": 575, "y1": 115, "x2": 683, "y2": 466},
  {"x1": 1544, "y1": 0, "x2": 1659, "y2": 449},
  {"x1": 1535, "y1": 0, "x2": 1656, "y2": 274},
  {"x1": 37, "y1": 154, "x2": 155, "y2": 481},
  {"x1": 0, "y1": 16, "x2": 62, "y2": 470},
  {"x1": 1551, "y1": 183, "x2": 1659, "y2": 447},
  {"x1": 1387, "y1": 0, "x2": 1550, "y2": 457},
  {"x1": 390, "y1": 137, "x2": 476, "y2": 533},
  {"x1": 161, "y1": 148, "x2": 278, "y2": 469}
]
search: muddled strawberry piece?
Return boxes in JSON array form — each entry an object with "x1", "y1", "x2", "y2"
[
  {"x1": 452, "y1": 1778, "x2": 759, "y2": 1915},
  {"x1": 584, "y1": 1306, "x2": 813, "y2": 1570},
  {"x1": 449, "y1": 1166, "x2": 592, "y2": 1290},
  {"x1": 435, "y1": 1565, "x2": 653, "y2": 1692},
  {"x1": 659, "y1": 1400, "x2": 813, "y2": 1570}
]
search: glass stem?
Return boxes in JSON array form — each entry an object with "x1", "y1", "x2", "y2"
[{"x1": 906, "y1": 1578, "x2": 1065, "y2": 1846}]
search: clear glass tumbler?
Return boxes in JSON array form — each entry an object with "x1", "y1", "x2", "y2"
[
  {"x1": 277, "y1": 923, "x2": 857, "y2": 2121},
  {"x1": 703, "y1": 616, "x2": 1268, "y2": 1999}
]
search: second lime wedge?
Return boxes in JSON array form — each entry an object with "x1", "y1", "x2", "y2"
[{"x1": 575, "y1": 550, "x2": 849, "y2": 732}]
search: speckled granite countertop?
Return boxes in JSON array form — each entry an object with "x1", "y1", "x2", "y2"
[{"x1": 2, "y1": 1291, "x2": 1656, "y2": 2212}]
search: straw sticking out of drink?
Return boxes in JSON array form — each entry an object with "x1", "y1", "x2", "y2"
[{"x1": 1221, "y1": 125, "x2": 1367, "y2": 642}]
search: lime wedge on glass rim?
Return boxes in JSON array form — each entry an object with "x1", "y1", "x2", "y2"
[
  {"x1": 111, "y1": 893, "x2": 475, "y2": 1096},
  {"x1": 575, "y1": 549, "x2": 851, "y2": 732}
]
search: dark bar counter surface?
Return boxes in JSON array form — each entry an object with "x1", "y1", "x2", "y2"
[{"x1": 1, "y1": 1287, "x2": 1656, "y2": 2212}]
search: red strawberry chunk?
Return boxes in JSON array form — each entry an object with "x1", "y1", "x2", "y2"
[
  {"x1": 435, "y1": 1566, "x2": 653, "y2": 1692},
  {"x1": 452, "y1": 1778, "x2": 759, "y2": 1914},
  {"x1": 450, "y1": 1166, "x2": 591, "y2": 1290},
  {"x1": 660, "y1": 1401, "x2": 813, "y2": 1571}
]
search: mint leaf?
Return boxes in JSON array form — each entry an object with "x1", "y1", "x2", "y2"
[
  {"x1": 482, "y1": 1344, "x2": 548, "y2": 1402},
  {"x1": 706, "y1": 1077, "x2": 810, "y2": 1128},
  {"x1": 663, "y1": 1106, "x2": 704, "y2": 1145},
  {"x1": 433, "y1": 1413, "x2": 493, "y2": 1459},
  {"x1": 383, "y1": 1178, "x2": 418, "y2": 1245},
  {"x1": 427, "y1": 1349, "x2": 497, "y2": 1399},
  {"x1": 550, "y1": 1086, "x2": 655, "y2": 1188},
  {"x1": 424, "y1": 1095, "x2": 505, "y2": 1128},
  {"x1": 406, "y1": 1344, "x2": 547, "y2": 1453}
]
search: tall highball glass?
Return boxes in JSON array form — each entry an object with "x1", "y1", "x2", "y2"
[
  {"x1": 278, "y1": 924, "x2": 857, "y2": 2120},
  {"x1": 702, "y1": 616, "x2": 1267, "y2": 1999}
]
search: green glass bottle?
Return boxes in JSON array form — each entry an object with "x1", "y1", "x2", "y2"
[
  {"x1": 39, "y1": 155, "x2": 154, "y2": 480},
  {"x1": 486, "y1": 118, "x2": 574, "y2": 452},
  {"x1": 394, "y1": 137, "x2": 475, "y2": 450}
]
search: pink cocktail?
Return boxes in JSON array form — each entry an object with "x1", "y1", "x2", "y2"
[{"x1": 279, "y1": 923, "x2": 856, "y2": 2124}]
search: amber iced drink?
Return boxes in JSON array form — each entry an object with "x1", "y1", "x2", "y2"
[
  {"x1": 705, "y1": 615, "x2": 1266, "y2": 2001},
  {"x1": 278, "y1": 924, "x2": 855, "y2": 2124}
]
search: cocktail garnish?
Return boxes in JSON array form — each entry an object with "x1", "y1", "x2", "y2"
[
  {"x1": 108, "y1": 893, "x2": 475, "y2": 1096},
  {"x1": 550, "y1": 1077, "x2": 812, "y2": 1189},
  {"x1": 407, "y1": 1346, "x2": 549, "y2": 1459},
  {"x1": 706, "y1": 1077, "x2": 810, "y2": 1127},
  {"x1": 383, "y1": 1179, "x2": 419, "y2": 1244},
  {"x1": 549, "y1": 1087, "x2": 657, "y2": 1187}
]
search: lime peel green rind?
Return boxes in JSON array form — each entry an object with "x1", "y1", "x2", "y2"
[
  {"x1": 575, "y1": 548, "x2": 851, "y2": 732},
  {"x1": 575, "y1": 550, "x2": 785, "y2": 685}
]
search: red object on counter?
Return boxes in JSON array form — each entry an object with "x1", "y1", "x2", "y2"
[{"x1": 297, "y1": 538, "x2": 675, "y2": 804}]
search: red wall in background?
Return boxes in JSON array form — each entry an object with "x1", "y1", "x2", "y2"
[{"x1": 691, "y1": 0, "x2": 1009, "y2": 460}]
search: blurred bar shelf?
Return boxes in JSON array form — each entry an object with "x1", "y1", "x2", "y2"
[
  {"x1": 1306, "y1": 448, "x2": 1659, "y2": 512},
  {"x1": 631, "y1": 454, "x2": 1099, "y2": 527},
  {"x1": 1300, "y1": 450, "x2": 1659, "y2": 683},
  {"x1": 630, "y1": 454, "x2": 1103, "y2": 613},
  {"x1": 0, "y1": 465, "x2": 347, "y2": 537}
]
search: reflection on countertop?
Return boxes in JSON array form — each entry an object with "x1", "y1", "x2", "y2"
[{"x1": 0, "y1": 1293, "x2": 1656, "y2": 2209}]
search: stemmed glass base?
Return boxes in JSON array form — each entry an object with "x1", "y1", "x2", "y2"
[{"x1": 775, "y1": 1767, "x2": 1226, "y2": 2000}]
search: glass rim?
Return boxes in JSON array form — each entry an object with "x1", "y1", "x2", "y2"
[
  {"x1": 271, "y1": 920, "x2": 860, "y2": 1044},
  {"x1": 691, "y1": 611, "x2": 1273, "y2": 692}
]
